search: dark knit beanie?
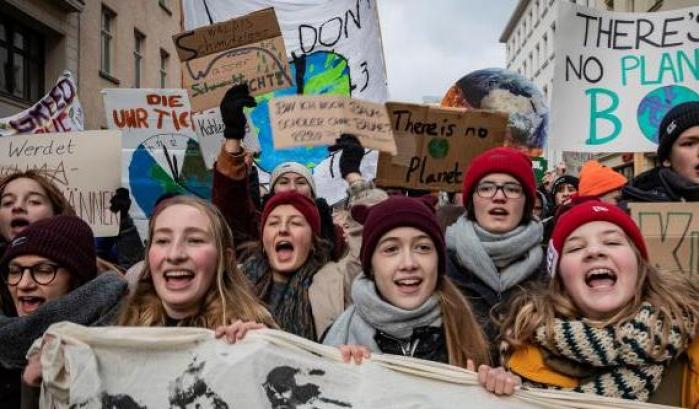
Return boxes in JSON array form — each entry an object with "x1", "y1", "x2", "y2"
[
  {"x1": 461, "y1": 147, "x2": 537, "y2": 216},
  {"x1": 0, "y1": 215, "x2": 97, "y2": 285},
  {"x1": 551, "y1": 175, "x2": 580, "y2": 195},
  {"x1": 657, "y1": 101, "x2": 699, "y2": 162},
  {"x1": 351, "y1": 195, "x2": 445, "y2": 278},
  {"x1": 260, "y1": 191, "x2": 321, "y2": 236},
  {"x1": 547, "y1": 199, "x2": 647, "y2": 277}
]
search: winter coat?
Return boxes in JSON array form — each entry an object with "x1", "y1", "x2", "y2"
[
  {"x1": 623, "y1": 167, "x2": 699, "y2": 203},
  {"x1": 0, "y1": 271, "x2": 127, "y2": 409},
  {"x1": 212, "y1": 147, "x2": 346, "y2": 258},
  {"x1": 446, "y1": 249, "x2": 548, "y2": 360},
  {"x1": 374, "y1": 326, "x2": 448, "y2": 364}
]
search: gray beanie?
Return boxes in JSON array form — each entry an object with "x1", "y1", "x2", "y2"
[{"x1": 269, "y1": 162, "x2": 316, "y2": 197}]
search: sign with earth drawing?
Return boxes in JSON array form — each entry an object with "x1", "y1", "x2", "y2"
[
  {"x1": 375, "y1": 103, "x2": 507, "y2": 192},
  {"x1": 551, "y1": 3, "x2": 699, "y2": 153}
]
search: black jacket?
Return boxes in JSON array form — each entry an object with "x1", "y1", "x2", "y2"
[
  {"x1": 623, "y1": 167, "x2": 699, "y2": 203},
  {"x1": 446, "y1": 249, "x2": 548, "y2": 362},
  {"x1": 374, "y1": 326, "x2": 448, "y2": 364}
]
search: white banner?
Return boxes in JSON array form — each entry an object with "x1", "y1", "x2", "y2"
[
  {"x1": 102, "y1": 89, "x2": 212, "y2": 237},
  {"x1": 182, "y1": 0, "x2": 387, "y2": 203},
  {"x1": 550, "y1": 4, "x2": 699, "y2": 153},
  {"x1": 0, "y1": 71, "x2": 83, "y2": 136},
  {"x1": 39, "y1": 323, "x2": 663, "y2": 409}
]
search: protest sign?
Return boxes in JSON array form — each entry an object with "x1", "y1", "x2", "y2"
[
  {"x1": 630, "y1": 202, "x2": 699, "y2": 277},
  {"x1": 173, "y1": 8, "x2": 293, "y2": 113},
  {"x1": 375, "y1": 103, "x2": 508, "y2": 192},
  {"x1": 40, "y1": 323, "x2": 648, "y2": 409},
  {"x1": 181, "y1": 0, "x2": 389, "y2": 203},
  {"x1": 102, "y1": 89, "x2": 212, "y2": 235},
  {"x1": 0, "y1": 131, "x2": 120, "y2": 236},
  {"x1": 550, "y1": 3, "x2": 699, "y2": 153},
  {"x1": 0, "y1": 71, "x2": 83, "y2": 136},
  {"x1": 532, "y1": 157, "x2": 548, "y2": 183},
  {"x1": 269, "y1": 95, "x2": 396, "y2": 154},
  {"x1": 192, "y1": 108, "x2": 261, "y2": 169}
]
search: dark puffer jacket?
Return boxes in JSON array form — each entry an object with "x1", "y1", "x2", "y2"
[
  {"x1": 374, "y1": 326, "x2": 448, "y2": 364},
  {"x1": 623, "y1": 167, "x2": 699, "y2": 203}
]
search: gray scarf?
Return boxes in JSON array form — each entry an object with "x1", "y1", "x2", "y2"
[
  {"x1": 446, "y1": 216, "x2": 543, "y2": 293},
  {"x1": 323, "y1": 275, "x2": 441, "y2": 351}
]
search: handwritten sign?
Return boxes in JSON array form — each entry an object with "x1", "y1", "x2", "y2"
[
  {"x1": 173, "y1": 8, "x2": 293, "y2": 112},
  {"x1": 0, "y1": 71, "x2": 83, "y2": 136},
  {"x1": 269, "y1": 95, "x2": 396, "y2": 154},
  {"x1": 102, "y1": 89, "x2": 212, "y2": 239},
  {"x1": 192, "y1": 108, "x2": 260, "y2": 169},
  {"x1": 0, "y1": 131, "x2": 121, "y2": 236},
  {"x1": 375, "y1": 103, "x2": 507, "y2": 192},
  {"x1": 550, "y1": 3, "x2": 699, "y2": 153},
  {"x1": 630, "y1": 202, "x2": 699, "y2": 277}
]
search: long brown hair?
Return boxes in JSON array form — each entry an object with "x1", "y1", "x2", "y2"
[
  {"x1": 438, "y1": 276, "x2": 491, "y2": 367},
  {"x1": 118, "y1": 196, "x2": 275, "y2": 329},
  {"x1": 499, "y1": 242, "x2": 699, "y2": 360}
]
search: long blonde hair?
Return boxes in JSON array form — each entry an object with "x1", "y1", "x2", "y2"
[
  {"x1": 499, "y1": 242, "x2": 699, "y2": 360},
  {"x1": 118, "y1": 196, "x2": 275, "y2": 329}
]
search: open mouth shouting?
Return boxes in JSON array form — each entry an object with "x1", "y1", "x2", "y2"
[
  {"x1": 16, "y1": 295, "x2": 45, "y2": 315},
  {"x1": 488, "y1": 207, "x2": 510, "y2": 219},
  {"x1": 10, "y1": 217, "x2": 30, "y2": 236},
  {"x1": 275, "y1": 240, "x2": 295, "y2": 263},
  {"x1": 393, "y1": 276, "x2": 424, "y2": 295},
  {"x1": 584, "y1": 267, "x2": 617, "y2": 289},
  {"x1": 163, "y1": 269, "x2": 196, "y2": 290}
]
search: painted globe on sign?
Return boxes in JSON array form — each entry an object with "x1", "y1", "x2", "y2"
[
  {"x1": 442, "y1": 68, "x2": 548, "y2": 157},
  {"x1": 637, "y1": 85, "x2": 699, "y2": 144}
]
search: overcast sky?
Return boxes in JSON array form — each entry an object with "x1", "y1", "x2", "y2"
[{"x1": 376, "y1": 0, "x2": 519, "y2": 103}]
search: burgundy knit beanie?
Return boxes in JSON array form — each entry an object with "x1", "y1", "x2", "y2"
[
  {"x1": 547, "y1": 199, "x2": 647, "y2": 277},
  {"x1": 351, "y1": 195, "x2": 445, "y2": 278},
  {"x1": 0, "y1": 215, "x2": 97, "y2": 285},
  {"x1": 462, "y1": 147, "x2": 537, "y2": 214},
  {"x1": 260, "y1": 191, "x2": 321, "y2": 236}
]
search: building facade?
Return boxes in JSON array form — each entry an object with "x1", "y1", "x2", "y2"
[
  {"x1": 0, "y1": 0, "x2": 182, "y2": 129},
  {"x1": 500, "y1": 0, "x2": 698, "y2": 177}
]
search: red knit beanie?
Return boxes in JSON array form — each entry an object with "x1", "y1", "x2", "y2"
[
  {"x1": 547, "y1": 200, "x2": 647, "y2": 277},
  {"x1": 260, "y1": 191, "x2": 321, "y2": 236},
  {"x1": 462, "y1": 147, "x2": 537, "y2": 213},
  {"x1": 0, "y1": 215, "x2": 97, "y2": 286},
  {"x1": 351, "y1": 195, "x2": 445, "y2": 278}
]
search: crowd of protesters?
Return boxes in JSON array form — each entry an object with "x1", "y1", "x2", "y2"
[{"x1": 1, "y1": 85, "x2": 698, "y2": 408}]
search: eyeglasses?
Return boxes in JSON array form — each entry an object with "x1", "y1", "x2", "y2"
[
  {"x1": 475, "y1": 182, "x2": 524, "y2": 199},
  {"x1": 3, "y1": 263, "x2": 61, "y2": 286}
]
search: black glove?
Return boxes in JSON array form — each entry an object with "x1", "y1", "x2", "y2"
[
  {"x1": 110, "y1": 188, "x2": 131, "y2": 216},
  {"x1": 220, "y1": 84, "x2": 257, "y2": 140},
  {"x1": 328, "y1": 133, "x2": 364, "y2": 178}
]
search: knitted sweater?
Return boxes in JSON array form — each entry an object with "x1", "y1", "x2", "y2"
[{"x1": 530, "y1": 303, "x2": 693, "y2": 401}]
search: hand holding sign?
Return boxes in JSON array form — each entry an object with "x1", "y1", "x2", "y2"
[
  {"x1": 328, "y1": 134, "x2": 365, "y2": 178},
  {"x1": 220, "y1": 84, "x2": 257, "y2": 140}
]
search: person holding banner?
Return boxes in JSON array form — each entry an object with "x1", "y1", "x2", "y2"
[
  {"x1": 500, "y1": 199, "x2": 699, "y2": 403},
  {"x1": 445, "y1": 147, "x2": 546, "y2": 357},
  {"x1": 623, "y1": 101, "x2": 699, "y2": 203},
  {"x1": 0, "y1": 216, "x2": 127, "y2": 409},
  {"x1": 323, "y1": 195, "x2": 491, "y2": 368},
  {"x1": 117, "y1": 195, "x2": 275, "y2": 331}
]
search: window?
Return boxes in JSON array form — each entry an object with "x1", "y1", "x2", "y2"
[
  {"x1": 0, "y1": 16, "x2": 44, "y2": 103},
  {"x1": 133, "y1": 30, "x2": 144, "y2": 87},
  {"x1": 543, "y1": 33, "x2": 548, "y2": 60},
  {"x1": 100, "y1": 6, "x2": 115, "y2": 74},
  {"x1": 160, "y1": 49, "x2": 169, "y2": 87}
]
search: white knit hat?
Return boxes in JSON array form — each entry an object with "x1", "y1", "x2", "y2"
[{"x1": 269, "y1": 162, "x2": 316, "y2": 197}]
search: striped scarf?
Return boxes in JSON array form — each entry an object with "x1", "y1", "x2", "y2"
[{"x1": 533, "y1": 303, "x2": 693, "y2": 401}]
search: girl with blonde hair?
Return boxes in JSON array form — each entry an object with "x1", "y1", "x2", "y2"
[{"x1": 497, "y1": 199, "x2": 699, "y2": 402}]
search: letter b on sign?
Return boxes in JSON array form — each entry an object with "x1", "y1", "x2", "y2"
[{"x1": 585, "y1": 88, "x2": 621, "y2": 146}]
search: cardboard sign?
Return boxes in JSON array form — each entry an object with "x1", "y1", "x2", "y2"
[
  {"x1": 550, "y1": 3, "x2": 699, "y2": 153},
  {"x1": 375, "y1": 103, "x2": 507, "y2": 192},
  {"x1": 192, "y1": 108, "x2": 260, "y2": 169},
  {"x1": 269, "y1": 95, "x2": 396, "y2": 154},
  {"x1": 173, "y1": 8, "x2": 293, "y2": 112},
  {"x1": 630, "y1": 202, "x2": 699, "y2": 276},
  {"x1": 0, "y1": 131, "x2": 121, "y2": 236},
  {"x1": 0, "y1": 71, "x2": 83, "y2": 136}
]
